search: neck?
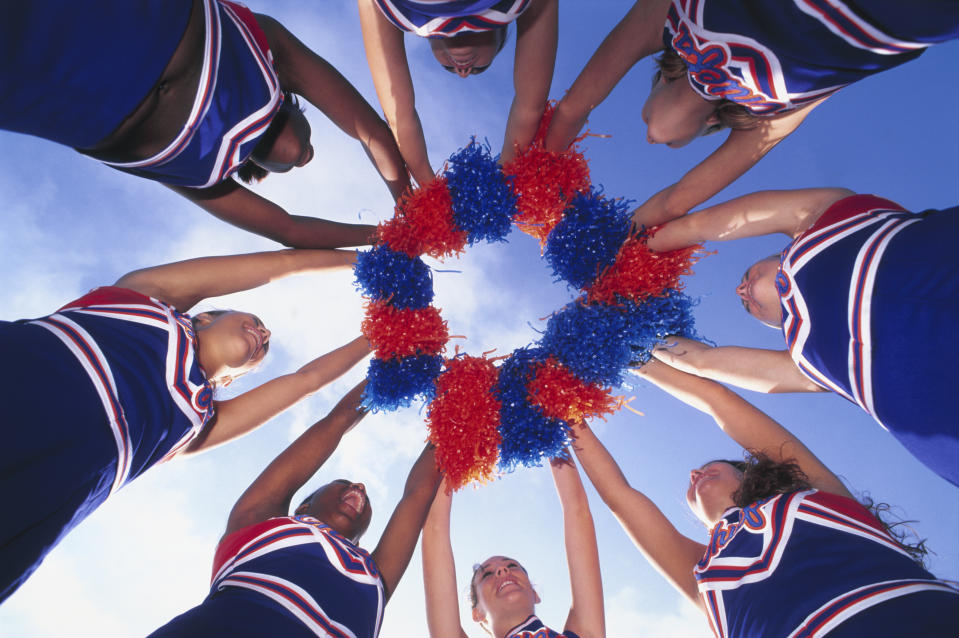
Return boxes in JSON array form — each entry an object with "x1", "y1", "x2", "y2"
[{"x1": 493, "y1": 611, "x2": 535, "y2": 638}]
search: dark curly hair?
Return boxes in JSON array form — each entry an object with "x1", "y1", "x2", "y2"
[
  {"x1": 719, "y1": 452, "x2": 929, "y2": 567},
  {"x1": 235, "y1": 91, "x2": 305, "y2": 184},
  {"x1": 654, "y1": 48, "x2": 759, "y2": 135}
]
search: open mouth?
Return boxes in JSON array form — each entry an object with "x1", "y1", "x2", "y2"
[
  {"x1": 497, "y1": 579, "x2": 519, "y2": 594},
  {"x1": 340, "y1": 487, "x2": 366, "y2": 517}
]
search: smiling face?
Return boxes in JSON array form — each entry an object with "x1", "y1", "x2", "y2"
[
  {"x1": 249, "y1": 101, "x2": 314, "y2": 173},
  {"x1": 429, "y1": 29, "x2": 506, "y2": 77},
  {"x1": 193, "y1": 311, "x2": 271, "y2": 382},
  {"x1": 686, "y1": 461, "x2": 744, "y2": 526},
  {"x1": 298, "y1": 480, "x2": 372, "y2": 543},
  {"x1": 736, "y1": 255, "x2": 784, "y2": 327},
  {"x1": 470, "y1": 556, "x2": 539, "y2": 625},
  {"x1": 641, "y1": 75, "x2": 719, "y2": 148}
]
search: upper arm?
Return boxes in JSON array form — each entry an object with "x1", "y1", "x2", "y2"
[
  {"x1": 356, "y1": 0, "x2": 416, "y2": 126},
  {"x1": 570, "y1": 423, "x2": 704, "y2": 607},
  {"x1": 550, "y1": 458, "x2": 606, "y2": 638},
  {"x1": 647, "y1": 187, "x2": 854, "y2": 251},
  {"x1": 653, "y1": 338, "x2": 826, "y2": 394},
  {"x1": 545, "y1": 0, "x2": 669, "y2": 151}
]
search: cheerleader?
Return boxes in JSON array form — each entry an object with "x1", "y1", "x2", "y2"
[
  {"x1": 2, "y1": 0, "x2": 409, "y2": 247},
  {"x1": 149, "y1": 381, "x2": 443, "y2": 636},
  {"x1": 571, "y1": 358, "x2": 959, "y2": 637},
  {"x1": 0, "y1": 248, "x2": 370, "y2": 602},
  {"x1": 545, "y1": 0, "x2": 959, "y2": 229},
  {"x1": 357, "y1": 0, "x2": 558, "y2": 186},
  {"x1": 421, "y1": 459, "x2": 605, "y2": 638},
  {"x1": 645, "y1": 187, "x2": 959, "y2": 488}
]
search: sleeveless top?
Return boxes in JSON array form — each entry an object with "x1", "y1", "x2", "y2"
[
  {"x1": 373, "y1": 0, "x2": 531, "y2": 37},
  {"x1": 28, "y1": 286, "x2": 213, "y2": 494},
  {"x1": 695, "y1": 489, "x2": 958, "y2": 637},
  {"x1": 662, "y1": 0, "x2": 959, "y2": 115},
  {"x1": 505, "y1": 615, "x2": 580, "y2": 638}
]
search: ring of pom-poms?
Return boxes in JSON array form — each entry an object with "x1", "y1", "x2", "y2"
[{"x1": 354, "y1": 105, "x2": 704, "y2": 491}]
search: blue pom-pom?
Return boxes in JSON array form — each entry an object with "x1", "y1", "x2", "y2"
[
  {"x1": 493, "y1": 347, "x2": 571, "y2": 469},
  {"x1": 354, "y1": 245, "x2": 434, "y2": 309},
  {"x1": 544, "y1": 189, "x2": 631, "y2": 289},
  {"x1": 445, "y1": 139, "x2": 517, "y2": 244},
  {"x1": 362, "y1": 354, "x2": 443, "y2": 412},
  {"x1": 623, "y1": 290, "x2": 701, "y2": 365},
  {"x1": 540, "y1": 301, "x2": 639, "y2": 387}
]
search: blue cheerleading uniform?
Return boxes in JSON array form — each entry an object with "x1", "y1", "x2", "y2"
[
  {"x1": 506, "y1": 615, "x2": 580, "y2": 638},
  {"x1": 663, "y1": 0, "x2": 959, "y2": 115},
  {"x1": 696, "y1": 490, "x2": 959, "y2": 637},
  {"x1": 150, "y1": 515, "x2": 385, "y2": 638},
  {"x1": 0, "y1": 287, "x2": 213, "y2": 603},
  {"x1": 1, "y1": 0, "x2": 282, "y2": 188},
  {"x1": 373, "y1": 0, "x2": 531, "y2": 37},
  {"x1": 778, "y1": 194, "x2": 959, "y2": 487}
]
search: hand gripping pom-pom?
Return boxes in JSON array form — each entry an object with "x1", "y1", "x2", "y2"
[
  {"x1": 622, "y1": 292, "x2": 700, "y2": 365},
  {"x1": 378, "y1": 177, "x2": 467, "y2": 259},
  {"x1": 445, "y1": 140, "x2": 517, "y2": 244},
  {"x1": 362, "y1": 301, "x2": 448, "y2": 358},
  {"x1": 544, "y1": 189, "x2": 632, "y2": 289},
  {"x1": 426, "y1": 356, "x2": 502, "y2": 491},
  {"x1": 362, "y1": 354, "x2": 443, "y2": 412},
  {"x1": 354, "y1": 245, "x2": 434, "y2": 309},
  {"x1": 495, "y1": 348, "x2": 572, "y2": 470},
  {"x1": 527, "y1": 357, "x2": 618, "y2": 423},
  {"x1": 587, "y1": 234, "x2": 702, "y2": 304}
]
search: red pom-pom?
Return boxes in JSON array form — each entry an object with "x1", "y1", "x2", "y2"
[
  {"x1": 362, "y1": 301, "x2": 449, "y2": 358},
  {"x1": 527, "y1": 357, "x2": 618, "y2": 423},
  {"x1": 586, "y1": 235, "x2": 702, "y2": 304},
  {"x1": 503, "y1": 105, "x2": 591, "y2": 244},
  {"x1": 377, "y1": 177, "x2": 468, "y2": 258},
  {"x1": 426, "y1": 356, "x2": 502, "y2": 491}
]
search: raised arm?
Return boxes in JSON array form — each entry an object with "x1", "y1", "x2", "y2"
[
  {"x1": 257, "y1": 14, "x2": 412, "y2": 199},
  {"x1": 223, "y1": 380, "x2": 369, "y2": 537},
  {"x1": 357, "y1": 0, "x2": 435, "y2": 187},
  {"x1": 653, "y1": 336, "x2": 825, "y2": 394},
  {"x1": 371, "y1": 443, "x2": 444, "y2": 601},
  {"x1": 500, "y1": 0, "x2": 558, "y2": 163},
  {"x1": 184, "y1": 336, "x2": 371, "y2": 455},
  {"x1": 646, "y1": 187, "x2": 855, "y2": 252},
  {"x1": 632, "y1": 101, "x2": 823, "y2": 228},
  {"x1": 545, "y1": 0, "x2": 671, "y2": 152},
  {"x1": 550, "y1": 456, "x2": 605, "y2": 638},
  {"x1": 421, "y1": 483, "x2": 470, "y2": 638},
  {"x1": 169, "y1": 181, "x2": 377, "y2": 249},
  {"x1": 115, "y1": 247, "x2": 356, "y2": 313},
  {"x1": 635, "y1": 358, "x2": 852, "y2": 498},
  {"x1": 570, "y1": 422, "x2": 705, "y2": 607}
]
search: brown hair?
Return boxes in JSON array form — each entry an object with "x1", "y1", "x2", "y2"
[
  {"x1": 722, "y1": 452, "x2": 929, "y2": 566},
  {"x1": 654, "y1": 48, "x2": 760, "y2": 134}
]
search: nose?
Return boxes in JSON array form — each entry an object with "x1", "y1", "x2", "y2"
[
  {"x1": 351, "y1": 482, "x2": 366, "y2": 493},
  {"x1": 690, "y1": 468, "x2": 703, "y2": 483},
  {"x1": 736, "y1": 278, "x2": 748, "y2": 298},
  {"x1": 258, "y1": 324, "x2": 271, "y2": 342},
  {"x1": 646, "y1": 133, "x2": 656, "y2": 144},
  {"x1": 456, "y1": 67, "x2": 471, "y2": 78},
  {"x1": 495, "y1": 564, "x2": 508, "y2": 576}
]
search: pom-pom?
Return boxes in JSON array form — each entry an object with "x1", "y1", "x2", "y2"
[
  {"x1": 587, "y1": 234, "x2": 702, "y2": 304},
  {"x1": 540, "y1": 301, "x2": 639, "y2": 387},
  {"x1": 527, "y1": 357, "x2": 618, "y2": 423},
  {"x1": 378, "y1": 177, "x2": 467, "y2": 259},
  {"x1": 362, "y1": 301, "x2": 448, "y2": 358},
  {"x1": 362, "y1": 354, "x2": 443, "y2": 411},
  {"x1": 544, "y1": 189, "x2": 631, "y2": 289},
  {"x1": 503, "y1": 106, "x2": 591, "y2": 244},
  {"x1": 622, "y1": 291, "x2": 700, "y2": 365},
  {"x1": 426, "y1": 356, "x2": 502, "y2": 490},
  {"x1": 495, "y1": 348, "x2": 571, "y2": 469},
  {"x1": 354, "y1": 245, "x2": 434, "y2": 309},
  {"x1": 445, "y1": 140, "x2": 517, "y2": 244}
]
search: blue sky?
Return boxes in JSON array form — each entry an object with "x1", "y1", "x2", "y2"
[{"x1": 1, "y1": 2, "x2": 957, "y2": 636}]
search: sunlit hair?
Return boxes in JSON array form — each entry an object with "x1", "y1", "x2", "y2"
[
  {"x1": 235, "y1": 91, "x2": 305, "y2": 184},
  {"x1": 654, "y1": 48, "x2": 759, "y2": 134},
  {"x1": 722, "y1": 452, "x2": 929, "y2": 566}
]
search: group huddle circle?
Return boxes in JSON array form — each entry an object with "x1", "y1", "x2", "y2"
[{"x1": 354, "y1": 109, "x2": 703, "y2": 490}]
